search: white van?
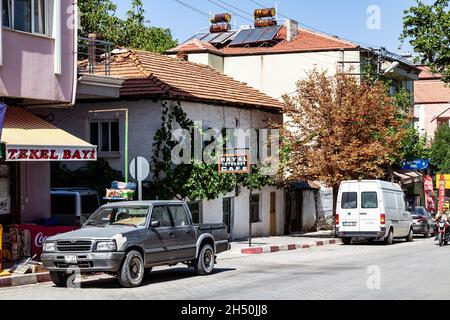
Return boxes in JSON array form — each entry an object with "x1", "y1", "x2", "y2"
[
  {"x1": 336, "y1": 180, "x2": 413, "y2": 245},
  {"x1": 50, "y1": 188, "x2": 100, "y2": 226}
]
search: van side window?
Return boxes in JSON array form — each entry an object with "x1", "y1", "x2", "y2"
[
  {"x1": 362, "y1": 192, "x2": 378, "y2": 209},
  {"x1": 341, "y1": 192, "x2": 357, "y2": 209}
]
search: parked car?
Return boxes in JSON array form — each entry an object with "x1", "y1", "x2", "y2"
[
  {"x1": 336, "y1": 180, "x2": 413, "y2": 245},
  {"x1": 41, "y1": 200, "x2": 230, "y2": 288},
  {"x1": 411, "y1": 206, "x2": 435, "y2": 238},
  {"x1": 50, "y1": 188, "x2": 100, "y2": 226}
]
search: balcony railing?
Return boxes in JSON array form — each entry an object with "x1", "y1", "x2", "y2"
[{"x1": 78, "y1": 36, "x2": 114, "y2": 76}]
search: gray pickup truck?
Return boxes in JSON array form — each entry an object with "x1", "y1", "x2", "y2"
[{"x1": 41, "y1": 200, "x2": 230, "y2": 288}]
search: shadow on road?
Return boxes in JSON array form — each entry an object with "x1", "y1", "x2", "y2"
[{"x1": 75, "y1": 267, "x2": 236, "y2": 289}]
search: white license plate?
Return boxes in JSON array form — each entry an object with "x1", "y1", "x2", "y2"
[
  {"x1": 343, "y1": 221, "x2": 357, "y2": 227},
  {"x1": 64, "y1": 255, "x2": 78, "y2": 264}
]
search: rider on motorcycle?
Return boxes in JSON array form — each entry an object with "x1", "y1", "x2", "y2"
[{"x1": 434, "y1": 203, "x2": 450, "y2": 240}]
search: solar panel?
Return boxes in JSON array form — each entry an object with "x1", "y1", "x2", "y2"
[
  {"x1": 258, "y1": 26, "x2": 282, "y2": 42},
  {"x1": 242, "y1": 28, "x2": 266, "y2": 44},
  {"x1": 210, "y1": 31, "x2": 235, "y2": 44},
  {"x1": 184, "y1": 33, "x2": 208, "y2": 43},
  {"x1": 200, "y1": 33, "x2": 222, "y2": 43},
  {"x1": 229, "y1": 29, "x2": 253, "y2": 46}
]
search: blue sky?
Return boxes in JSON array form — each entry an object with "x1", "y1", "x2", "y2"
[{"x1": 115, "y1": 0, "x2": 431, "y2": 54}]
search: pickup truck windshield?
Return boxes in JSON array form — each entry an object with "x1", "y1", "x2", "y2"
[{"x1": 85, "y1": 206, "x2": 149, "y2": 227}]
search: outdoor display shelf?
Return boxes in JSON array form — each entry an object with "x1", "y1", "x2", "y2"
[{"x1": 104, "y1": 181, "x2": 137, "y2": 201}]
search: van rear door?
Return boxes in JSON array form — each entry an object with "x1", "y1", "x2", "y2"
[
  {"x1": 359, "y1": 182, "x2": 380, "y2": 232},
  {"x1": 338, "y1": 183, "x2": 360, "y2": 232}
]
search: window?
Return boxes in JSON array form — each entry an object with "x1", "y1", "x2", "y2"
[
  {"x1": 341, "y1": 192, "x2": 357, "y2": 209},
  {"x1": 3, "y1": 0, "x2": 47, "y2": 34},
  {"x1": 151, "y1": 206, "x2": 173, "y2": 227},
  {"x1": 362, "y1": 192, "x2": 378, "y2": 209},
  {"x1": 2, "y1": 0, "x2": 11, "y2": 27},
  {"x1": 90, "y1": 121, "x2": 120, "y2": 153},
  {"x1": 33, "y1": 0, "x2": 45, "y2": 34},
  {"x1": 188, "y1": 201, "x2": 202, "y2": 224},
  {"x1": 250, "y1": 194, "x2": 260, "y2": 223},
  {"x1": 168, "y1": 205, "x2": 189, "y2": 227}
]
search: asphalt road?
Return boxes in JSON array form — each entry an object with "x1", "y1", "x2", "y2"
[{"x1": 0, "y1": 236, "x2": 446, "y2": 300}]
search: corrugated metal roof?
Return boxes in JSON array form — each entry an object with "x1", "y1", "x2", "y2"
[{"x1": 2, "y1": 106, "x2": 94, "y2": 147}]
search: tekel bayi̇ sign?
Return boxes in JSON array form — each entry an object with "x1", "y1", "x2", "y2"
[
  {"x1": 5, "y1": 146, "x2": 97, "y2": 161},
  {"x1": 219, "y1": 154, "x2": 250, "y2": 174},
  {"x1": 401, "y1": 159, "x2": 429, "y2": 171}
]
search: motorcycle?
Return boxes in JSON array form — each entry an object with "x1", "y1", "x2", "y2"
[{"x1": 437, "y1": 219, "x2": 450, "y2": 247}]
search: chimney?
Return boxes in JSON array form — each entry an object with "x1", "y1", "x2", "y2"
[{"x1": 285, "y1": 19, "x2": 299, "y2": 41}]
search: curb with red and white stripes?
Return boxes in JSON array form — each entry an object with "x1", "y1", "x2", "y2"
[
  {"x1": 0, "y1": 272, "x2": 51, "y2": 288},
  {"x1": 241, "y1": 239, "x2": 342, "y2": 255}
]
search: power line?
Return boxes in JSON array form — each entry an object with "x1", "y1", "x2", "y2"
[
  {"x1": 208, "y1": 0, "x2": 254, "y2": 23},
  {"x1": 215, "y1": 0, "x2": 253, "y2": 19},
  {"x1": 173, "y1": 0, "x2": 210, "y2": 18}
]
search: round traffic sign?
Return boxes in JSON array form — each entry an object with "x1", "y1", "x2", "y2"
[{"x1": 130, "y1": 157, "x2": 150, "y2": 181}]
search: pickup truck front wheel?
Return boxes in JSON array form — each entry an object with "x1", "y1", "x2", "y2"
[
  {"x1": 118, "y1": 250, "x2": 144, "y2": 288},
  {"x1": 49, "y1": 271, "x2": 70, "y2": 287},
  {"x1": 194, "y1": 244, "x2": 215, "y2": 275}
]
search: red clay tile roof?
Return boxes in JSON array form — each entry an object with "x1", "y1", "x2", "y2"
[
  {"x1": 168, "y1": 27, "x2": 359, "y2": 56},
  {"x1": 415, "y1": 67, "x2": 450, "y2": 104},
  {"x1": 415, "y1": 80, "x2": 450, "y2": 104},
  {"x1": 96, "y1": 49, "x2": 283, "y2": 111},
  {"x1": 417, "y1": 65, "x2": 442, "y2": 80}
]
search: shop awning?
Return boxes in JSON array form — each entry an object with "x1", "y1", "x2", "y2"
[
  {"x1": 2, "y1": 107, "x2": 97, "y2": 161},
  {"x1": 394, "y1": 170, "x2": 422, "y2": 185}
]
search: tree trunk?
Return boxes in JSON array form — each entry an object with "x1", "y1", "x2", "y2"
[{"x1": 332, "y1": 186, "x2": 339, "y2": 238}]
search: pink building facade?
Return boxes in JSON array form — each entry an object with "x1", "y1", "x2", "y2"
[
  {"x1": 415, "y1": 66, "x2": 450, "y2": 140},
  {"x1": 0, "y1": 0, "x2": 96, "y2": 226}
]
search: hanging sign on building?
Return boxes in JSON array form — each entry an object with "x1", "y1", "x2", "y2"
[
  {"x1": 219, "y1": 154, "x2": 250, "y2": 174},
  {"x1": 5, "y1": 146, "x2": 97, "y2": 162},
  {"x1": 401, "y1": 158, "x2": 429, "y2": 171}
]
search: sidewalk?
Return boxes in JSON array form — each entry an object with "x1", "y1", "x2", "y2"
[{"x1": 219, "y1": 231, "x2": 341, "y2": 260}]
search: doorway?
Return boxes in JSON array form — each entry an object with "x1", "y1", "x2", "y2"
[
  {"x1": 285, "y1": 190, "x2": 303, "y2": 234},
  {"x1": 223, "y1": 197, "x2": 234, "y2": 236},
  {"x1": 270, "y1": 192, "x2": 277, "y2": 236}
]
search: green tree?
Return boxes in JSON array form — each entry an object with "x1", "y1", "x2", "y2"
[
  {"x1": 401, "y1": 0, "x2": 450, "y2": 83},
  {"x1": 430, "y1": 125, "x2": 450, "y2": 173},
  {"x1": 79, "y1": 0, "x2": 177, "y2": 53}
]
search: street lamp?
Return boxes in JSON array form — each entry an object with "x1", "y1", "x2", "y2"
[{"x1": 88, "y1": 108, "x2": 129, "y2": 182}]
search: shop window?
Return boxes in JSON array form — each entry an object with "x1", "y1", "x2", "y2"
[
  {"x1": 90, "y1": 121, "x2": 120, "y2": 153},
  {"x1": 250, "y1": 194, "x2": 261, "y2": 223},
  {"x1": 2, "y1": 0, "x2": 11, "y2": 27},
  {"x1": 4, "y1": 0, "x2": 47, "y2": 34}
]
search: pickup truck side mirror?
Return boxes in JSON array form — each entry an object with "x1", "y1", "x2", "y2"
[{"x1": 150, "y1": 220, "x2": 161, "y2": 228}]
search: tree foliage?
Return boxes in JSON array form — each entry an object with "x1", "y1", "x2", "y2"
[
  {"x1": 430, "y1": 125, "x2": 450, "y2": 173},
  {"x1": 281, "y1": 71, "x2": 407, "y2": 190},
  {"x1": 79, "y1": 0, "x2": 177, "y2": 53},
  {"x1": 401, "y1": 0, "x2": 450, "y2": 83}
]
